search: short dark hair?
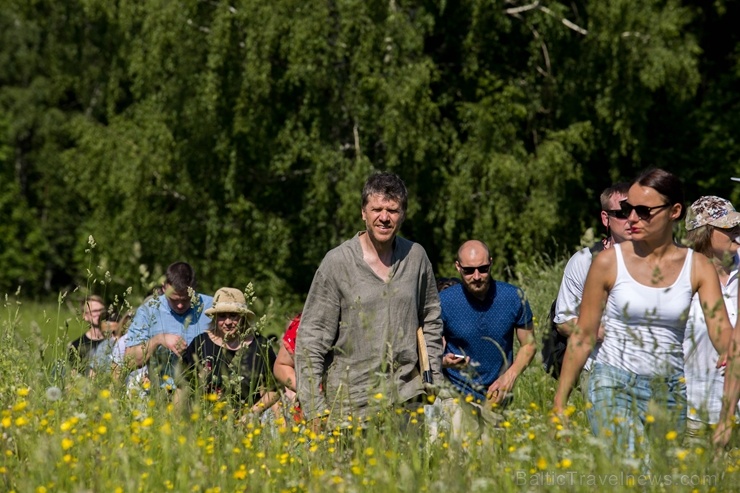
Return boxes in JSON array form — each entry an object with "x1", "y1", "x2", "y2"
[
  {"x1": 600, "y1": 182, "x2": 630, "y2": 211},
  {"x1": 361, "y1": 172, "x2": 408, "y2": 212},
  {"x1": 632, "y1": 168, "x2": 686, "y2": 220},
  {"x1": 165, "y1": 262, "x2": 196, "y2": 292}
]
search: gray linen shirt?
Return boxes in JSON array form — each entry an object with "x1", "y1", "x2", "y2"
[{"x1": 295, "y1": 232, "x2": 443, "y2": 421}]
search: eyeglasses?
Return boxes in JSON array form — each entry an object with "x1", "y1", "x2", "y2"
[
  {"x1": 217, "y1": 313, "x2": 241, "y2": 321},
  {"x1": 717, "y1": 225, "x2": 740, "y2": 236},
  {"x1": 458, "y1": 264, "x2": 491, "y2": 275},
  {"x1": 605, "y1": 209, "x2": 629, "y2": 220},
  {"x1": 620, "y1": 201, "x2": 671, "y2": 221}
]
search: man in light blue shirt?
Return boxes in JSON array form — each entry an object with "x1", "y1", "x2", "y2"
[{"x1": 125, "y1": 261, "x2": 213, "y2": 388}]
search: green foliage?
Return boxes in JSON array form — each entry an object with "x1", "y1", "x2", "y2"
[
  {"x1": 1, "y1": 0, "x2": 739, "y2": 300},
  {"x1": 0, "y1": 116, "x2": 49, "y2": 294}
]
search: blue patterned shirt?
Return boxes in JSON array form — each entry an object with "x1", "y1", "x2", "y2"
[{"x1": 440, "y1": 282, "x2": 532, "y2": 402}]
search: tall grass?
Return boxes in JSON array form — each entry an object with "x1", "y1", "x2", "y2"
[{"x1": 1, "y1": 252, "x2": 738, "y2": 492}]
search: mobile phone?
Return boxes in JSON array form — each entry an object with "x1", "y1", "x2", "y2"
[{"x1": 451, "y1": 354, "x2": 467, "y2": 359}]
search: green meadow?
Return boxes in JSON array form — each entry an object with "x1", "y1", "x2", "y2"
[{"x1": 1, "y1": 253, "x2": 737, "y2": 493}]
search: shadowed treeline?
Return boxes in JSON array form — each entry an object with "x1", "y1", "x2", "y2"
[{"x1": 2, "y1": 0, "x2": 740, "y2": 301}]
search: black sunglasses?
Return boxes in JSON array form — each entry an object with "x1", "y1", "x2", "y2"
[
  {"x1": 620, "y1": 201, "x2": 671, "y2": 220},
  {"x1": 605, "y1": 209, "x2": 629, "y2": 220},
  {"x1": 717, "y1": 224, "x2": 740, "y2": 234},
  {"x1": 458, "y1": 264, "x2": 491, "y2": 275}
]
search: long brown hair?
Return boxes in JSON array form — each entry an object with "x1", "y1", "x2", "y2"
[{"x1": 684, "y1": 225, "x2": 714, "y2": 257}]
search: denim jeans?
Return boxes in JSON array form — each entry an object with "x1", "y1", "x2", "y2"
[{"x1": 587, "y1": 362, "x2": 686, "y2": 455}]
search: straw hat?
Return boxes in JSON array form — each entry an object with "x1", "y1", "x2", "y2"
[{"x1": 205, "y1": 287, "x2": 256, "y2": 325}]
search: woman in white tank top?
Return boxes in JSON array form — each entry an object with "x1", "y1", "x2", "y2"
[{"x1": 553, "y1": 169, "x2": 734, "y2": 455}]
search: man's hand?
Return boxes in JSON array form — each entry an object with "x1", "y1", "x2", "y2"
[
  {"x1": 154, "y1": 333, "x2": 187, "y2": 357},
  {"x1": 486, "y1": 372, "x2": 516, "y2": 405},
  {"x1": 442, "y1": 353, "x2": 469, "y2": 369}
]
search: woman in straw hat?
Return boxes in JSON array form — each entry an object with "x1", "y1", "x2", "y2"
[{"x1": 176, "y1": 287, "x2": 278, "y2": 416}]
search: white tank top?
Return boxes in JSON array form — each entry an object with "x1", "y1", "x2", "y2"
[{"x1": 597, "y1": 243, "x2": 694, "y2": 376}]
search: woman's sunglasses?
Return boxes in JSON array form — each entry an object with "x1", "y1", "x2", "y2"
[{"x1": 619, "y1": 201, "x2": 671, "y2": 221}]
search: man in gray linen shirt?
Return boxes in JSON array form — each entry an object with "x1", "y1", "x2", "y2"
[{"x1": 295, "y1": 172, "x2": 443, "y2": 427}]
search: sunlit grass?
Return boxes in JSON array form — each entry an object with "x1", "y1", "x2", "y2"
[
  {"x1": 2, "y1": 255, "x2": 740, "y2": 492},
  {"x1": 2, "y1": 373, "x2": 733, "y2": 493}
]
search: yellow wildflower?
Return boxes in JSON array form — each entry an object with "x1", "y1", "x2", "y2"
[{"x1": 233, "y1": 465, "x2": 247, "y2": 480}]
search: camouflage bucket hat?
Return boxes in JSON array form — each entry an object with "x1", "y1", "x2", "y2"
[{"x1": 685, "y1": 196, "x2": 740, "y2": 231}]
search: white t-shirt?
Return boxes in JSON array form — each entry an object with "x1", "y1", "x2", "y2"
[
  {"x1": 684, "y1": 257, "x2": 739, "y2": 424},
  {"x1": 597, "y1": 244, "x2": 694, "y2": 376},
  {"x1": 554, "y1": 246, "x2": 601, "y2": 370}
]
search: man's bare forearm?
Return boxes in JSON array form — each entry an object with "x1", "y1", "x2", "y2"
[
  {"x1": 511, "y1": 341, "x2": 536, "y2": 378},
  {"x1": 124, "y1": 335, "x2": 161, "y2": 368}
]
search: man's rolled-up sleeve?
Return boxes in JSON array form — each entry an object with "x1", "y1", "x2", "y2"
[
  {"x1": 420, "y1": 257, "x2": 444, "y2": 381},
  {"x1": 126, "y1": 304, "x2": 152, "y2": 348},
  {"x1": 295, "y1": 267, "x2": 341, "y2": 420}
]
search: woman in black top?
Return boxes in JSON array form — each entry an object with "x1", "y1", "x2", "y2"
[
  {"x1": 68, "y1": 295, "x2": 107, "y2": 376},
  {"x1": 177, "y1": 287, "x2": 278, "y2": 416}
]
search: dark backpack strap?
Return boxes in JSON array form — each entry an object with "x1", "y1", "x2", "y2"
[
  {"x1": 543, "y1": 240, "x2": 604, "y2": 379},
  {"x1": 589, "y1": 239, "x2": 605, "y2": 255},
  {"x1": 542, "y1": 300, "x2": 569, "y2": 379}
]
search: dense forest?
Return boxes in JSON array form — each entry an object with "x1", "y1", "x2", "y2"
[{"x1": 1, "y1": 0, "x2": 739, "y2": 304}]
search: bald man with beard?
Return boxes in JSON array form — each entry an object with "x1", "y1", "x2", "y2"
[{"x1": 437, "y1": 240, "x2": 535, "y2": 438}]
